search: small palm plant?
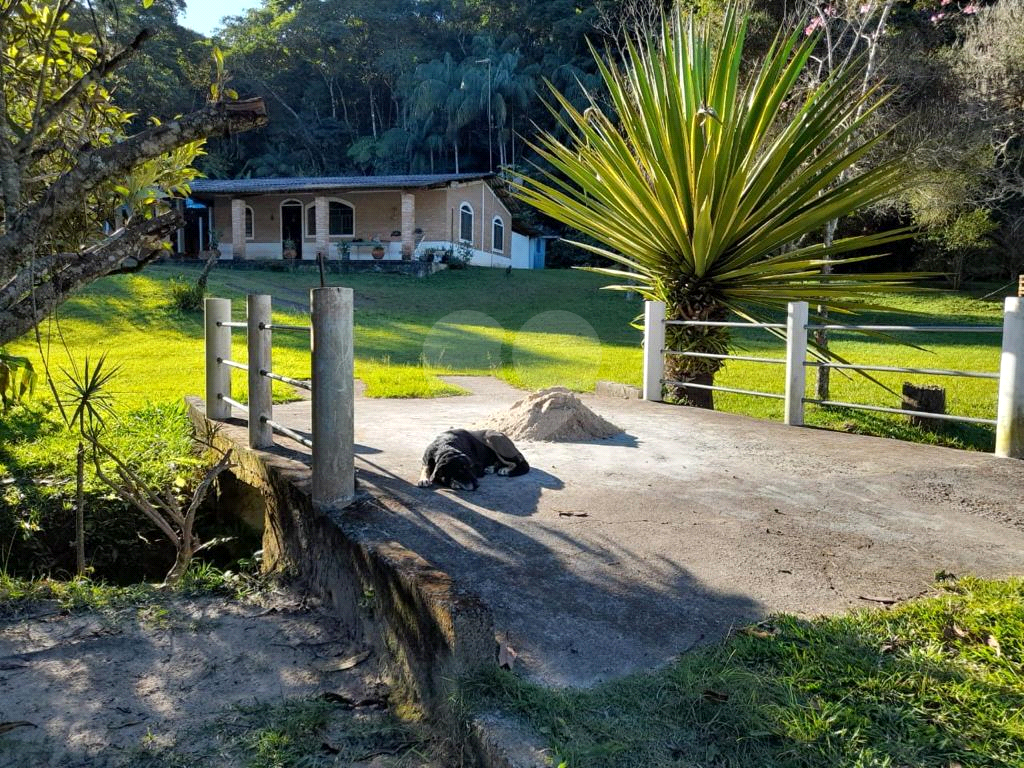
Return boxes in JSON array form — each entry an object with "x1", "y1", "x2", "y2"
[
  {"x1": 514, "y1": 4, "x2": 919, "y2": 407},
  {"x1": 59, "y1": 354, "x2": 233, "y2": 584}
]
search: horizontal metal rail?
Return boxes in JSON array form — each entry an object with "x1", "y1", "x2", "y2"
[
  {"x1": 665, "y1": 350, "x2": 786, "y2": 365},
  {"x1": 218, "y1": 358, "x2": 248, "y2": 372},
  {"x1": 216, "y1": 321, "x2": 248, "y2": 329},
  {"x1": 805, "y1": 398, "x2": 997, "y2": 426},
  {"x1": 806, "y1": 361, "x2": 999, "y2": 380},
  {"x1": 263, "y1": 417, "x2": 312, "y2": 448},
  {"x1": 218, "y1": 394, "x2": 248, "y2": 413},
  {"x1": 665, "y1": 320, "x2": 787, "y2": 329},
  {"x1": 662, "y1": 378, "x2": 785, "y2": 400},
  {"x1": 261, "y1": 369, "x2": 312, "y2": 391},
  {"x1": 805, "y1": 323, "x2": 1002, "y2": 334},
  {"x1": 261, "y1": 323, "x2": 311, "y2": 333}
]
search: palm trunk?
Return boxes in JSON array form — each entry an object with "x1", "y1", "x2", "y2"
[{"x1": 663, "y1": 289, "x2": 729, "y2": 409}]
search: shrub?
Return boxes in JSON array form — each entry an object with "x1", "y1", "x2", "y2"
[{"x1": 168, "y1": 276, "x2": 205, "y2": 312}]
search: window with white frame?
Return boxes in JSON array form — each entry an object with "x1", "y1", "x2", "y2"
[
  {"x1": 459, "y1": 203, "x2": 474, "y2": 243},
  {"x1": 244, "y1": 206, "x2": 254, "y2": 239},
  {"x1": 306, "y1": 199, "x2": 354, "y2": 238},
  {"x1": 491, "y1": 216, "x2": 504, "y2": 252}
]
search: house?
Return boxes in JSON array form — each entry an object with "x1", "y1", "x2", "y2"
[{"x1": 184, "y1": 173, "x2": 539, "y2": 269}]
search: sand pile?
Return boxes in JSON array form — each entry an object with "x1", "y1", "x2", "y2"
[{"x1": 480, "y1": 387, "x2": 623, "y2": 442}]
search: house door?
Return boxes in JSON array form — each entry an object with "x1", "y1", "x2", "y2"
[{"x1": 281, "y1": 202, "x2": 303, "y2": 258}]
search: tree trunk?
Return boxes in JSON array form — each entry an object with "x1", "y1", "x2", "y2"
[
  {"x1": 662, "y1": 290, "x2": 729, "y2": 409},
  {"x1": 902, "y1": 382, "x2": 946, "y2": 431},
  {"x1": 75, "y1": 441, "x2": 85, "y2": 577},
  {"x1": 164, "y1": 545, "x2": 194, "y2": 586},
  {"x1": 815, "y1": 217, "x2": 838, "y2": 400},
  {"x1": 665, "y1": 369, "x2": 715, "y2": 409}
]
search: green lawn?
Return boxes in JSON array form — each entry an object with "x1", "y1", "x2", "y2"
[{"x1": 6, "y1": 263, "x2": 1008, "y2": 451}]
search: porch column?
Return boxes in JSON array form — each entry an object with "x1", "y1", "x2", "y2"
[
  {"x1": 315, "y1": 196, "x2": 329, "y2": 260},
  {"x1": 175, "y1": 199, "x2": 185, "y2": 254},
  {"x1": 401, "y1": 192, "x2": 415, "y2": 259},
  {"x1": 231, "y1": 198, "x2": 246, "y2": 259}
]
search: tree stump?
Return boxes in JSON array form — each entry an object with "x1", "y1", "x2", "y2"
[{"x1": 902, "y1": 382, "x2": 946, "y2": 430}]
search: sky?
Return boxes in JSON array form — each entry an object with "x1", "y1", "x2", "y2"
[{"x1": 180, "y1": 0, "x2": 258, "y2": 36}]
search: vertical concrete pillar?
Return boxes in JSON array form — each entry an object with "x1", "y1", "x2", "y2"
[
  {"x1": 315, "y1": 196, "x2": 329, "y2": 260},
  {"x1": 231, "y1": 198, "x2": 246, "y2": 259},
  {"x1": 205, "y1": 298, "x2": 232, "y2": 420},
  {"x1": 785, "y1": 301, "x2": 809, "y2": 426},
  {"x1": 176, "y1": 199, "x2": 185, "y2": 254},
  {"x1": 311, "y1": 287, "x2": 355, "y2": 508},
  {"x1": 401, "y1": 192, "x2": 415, "y2": 259},
  {"x1": 247, "y1": 294, "x2": 274, "y2": 449},
  {"x1": 642, "y1": 300, "x2": 666, "y2": 402},
  {"x1": 995, "y1": 297, "x2": 1023, "y2": 459}
]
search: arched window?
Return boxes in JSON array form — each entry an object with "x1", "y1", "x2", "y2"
[
  {"x1": 244, "y1": 206, "x2": 254, "y2": 240},
  {"x1": 306, "y1": 199, "x2": 354, "y2": 238},
  {"x1": 491, "y1": 216, "x2": 504, "y2": 253},
  {"x1": 459, "y1": 203, "x2": 474, "y2": 243}
]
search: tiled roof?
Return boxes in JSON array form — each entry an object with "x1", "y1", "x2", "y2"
[{"x1": 190, "y1": 173, "x2": 493, "y2": 196}]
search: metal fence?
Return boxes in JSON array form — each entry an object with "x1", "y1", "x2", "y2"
[
  {"x1": 643, "y1": 298, "x2": 1024, "y2": 459},
  {"x1": 204, "y1": 288, "x2": 355, "y2": 508}
]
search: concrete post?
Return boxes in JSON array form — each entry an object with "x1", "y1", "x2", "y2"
[
  {"x1": 995, "y1": 297, "x2": 1023, "y2": 459},
  {"x1": 642, "y1": 300, "x2": 666, "y2": 402},
  {"x1": 311, "y1": 287, "x2": 355, "y2": 508},
  {"x1": 176, "y1": 199, "x2": 185, "y2": 255},
  {"x1": 401, "y1": 192, "x2": 415, "y2": 259},
  {"x1": 231, "y1": 198, "x2": 246, "y2": 259},
  {"x1": 205, "y1": 297, "x2": 232, "y2": 420},
  {"x1": 315, "y1": 196, "x2": 329, "y2": 260},
  {"x1": 785, "y1": 301, "x2": 809, "y2": 426},
  {"x1": 247, "y1": 294, "x2": 274, "y2": 449}
]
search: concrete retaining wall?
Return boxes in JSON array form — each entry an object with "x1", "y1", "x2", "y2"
[{"x1": 186, "y1": 397, "x2": 496, "y2": 715}]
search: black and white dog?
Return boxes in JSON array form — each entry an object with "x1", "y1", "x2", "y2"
[{"x1": 417, "y1": 428, "x2": 529, "y2": 491}]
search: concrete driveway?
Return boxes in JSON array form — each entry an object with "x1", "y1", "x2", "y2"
[{"x1": 272, "y1": 376, "x2": 1024, "y2": 688}]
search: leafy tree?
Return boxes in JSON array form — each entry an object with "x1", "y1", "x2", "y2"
[
  {"x1": 514, "y1": 4, "x2": 918, "y2": 408},
  {"x1": 0, "y1": 0, "x2": 267, "y2": 347}
]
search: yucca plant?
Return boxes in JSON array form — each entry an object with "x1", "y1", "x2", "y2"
[{"x1": 514, "y1": 3, "x2": 920, "y2": 407}]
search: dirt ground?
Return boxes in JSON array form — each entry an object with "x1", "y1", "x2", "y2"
[{"x1": 0, "y1": 588, "x2": 445, "y2": 768}]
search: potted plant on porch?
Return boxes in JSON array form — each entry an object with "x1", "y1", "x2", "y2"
[
  {"x1": 371, "y1": 239, "x2": 385, "y2": 260},
  {"x1": 282, "y1": 238, "x2": 298, "y2": 259}
]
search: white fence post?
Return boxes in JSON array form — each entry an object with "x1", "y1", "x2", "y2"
[
  {"x1": 784, "y1": 301, "x2": 808, "y2": 426},
  {"x1": 995, "y1": 297, "x2": 1023, "y2": 459},
  {"x1": 643, "y1": 300, "x2": 666, "y2": 402},
  {"x1": 311, "y1": 286, "x2": 355, "y2": 508},
  {"x1": 205, "y1": 297, "x2": 232, "y2": 420},
  {"x1": 247, "y1": 294, "x2": 274, "y2": 449}
]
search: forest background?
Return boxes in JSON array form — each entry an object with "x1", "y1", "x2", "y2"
[{"x1": 84, "y1": 0, "x2": 1024, "y2": 283}]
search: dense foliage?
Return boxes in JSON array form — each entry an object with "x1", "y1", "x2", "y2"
[
  {"x1": 0, "y1": 0, "x2": 267, "y2": 346},
  {"x1": 102, "y1": 0, "x2": 1024, "y2": 285}
]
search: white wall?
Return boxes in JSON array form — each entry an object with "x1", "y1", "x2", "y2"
[{"x1": 511, "y1": 232, "x2": 530, "y2": 270}]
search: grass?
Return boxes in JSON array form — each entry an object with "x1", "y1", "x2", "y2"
[
  {"x1": 0, "y1": 562, "x2": 264, "y2": 617},
  {"x1": 4, "y1": 264, "x2": 1010, "y2": 448},
  {"x1": 465, "y1": 575, "x2": 1024, "y2": 768},
  {"x1": 129, "y1": 695, "x2": 439, "y2": 768}
]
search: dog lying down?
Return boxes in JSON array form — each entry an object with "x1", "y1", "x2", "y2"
[{"x1": 418, "y1": 428, "x2": 530, "y2": 491}]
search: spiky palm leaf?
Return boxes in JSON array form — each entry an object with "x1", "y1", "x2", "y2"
[{"x1": 513, "y1": 5, "x2": 920, "y2": 405}]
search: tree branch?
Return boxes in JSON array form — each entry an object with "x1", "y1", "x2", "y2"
[
  {"x1": 0, "y1": 97, "x2": 268, "y2": 283},
  {"x1": 17, "y1": 28, "x2": 154, "y2": 160},
  {"x1": 0, "y1": 210, "x2": 182, "y2": 345}
]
